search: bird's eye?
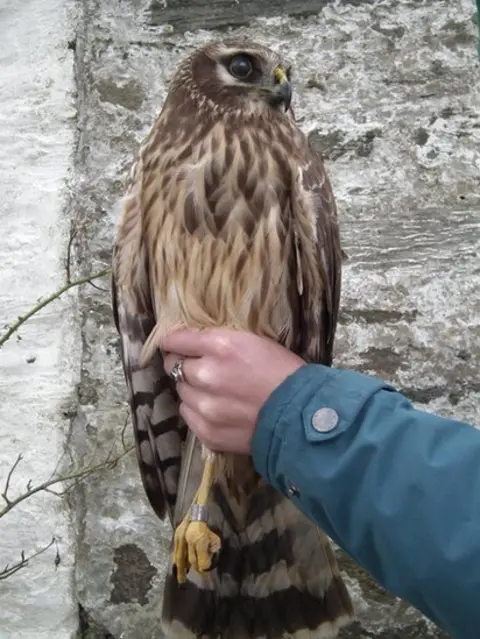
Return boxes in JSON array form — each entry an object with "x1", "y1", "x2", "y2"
[{"x1": 228, "y1": 55, "x2": 253, "y2": 80}]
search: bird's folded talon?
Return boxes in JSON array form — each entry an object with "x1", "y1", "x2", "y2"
[
  {"x1": 173, "y1": 517, "x2": 222, "y2": 583},
  {"x1": 173, "y1": 517, "x2": 190, "y2": 584},
  {"x1": 185, "y1": 520, "x2": 222, "y2": 573},
  {"x1": 201, "y1": 550, "x2": 219, "y2": 572}
]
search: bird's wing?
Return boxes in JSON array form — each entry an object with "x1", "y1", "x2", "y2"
[
  {"x1": 290, "y1": 138, "x2": 342, "y2": 365},
  {"x1": 112, "y1": 154, "x2": 186, "y2": 526}
]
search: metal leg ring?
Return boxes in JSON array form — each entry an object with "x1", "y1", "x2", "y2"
[{"x1": 190, "y1": 504, "x2": 208, "y2": 522}]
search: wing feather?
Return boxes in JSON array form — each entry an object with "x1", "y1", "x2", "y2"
[
  {"x1": 291, "y1": 140, "x2": 342, "y2": 366},
  {"x1": 112, "y1": 154, "x2": 186, "y2": 524}
]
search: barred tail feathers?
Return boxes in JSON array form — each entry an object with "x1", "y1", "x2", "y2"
[{"x1": 162, "y1": 446, "x2": 353, "y2": 638}]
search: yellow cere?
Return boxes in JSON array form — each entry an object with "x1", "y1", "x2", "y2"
[{"x1": 274, "y1": 66, "x2": 288, "y2": 84}]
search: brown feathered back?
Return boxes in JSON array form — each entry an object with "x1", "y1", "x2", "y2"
[{"x1": 113, "y1": 39, "x2": 352, "y2": 638}]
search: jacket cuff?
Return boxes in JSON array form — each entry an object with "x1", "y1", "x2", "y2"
[
  {"x1": 252, "y1": 364, "x2": 329, "y2": 484},
  {"x1": 252, "y1": 364, "x2": 393, "y2": 492}
]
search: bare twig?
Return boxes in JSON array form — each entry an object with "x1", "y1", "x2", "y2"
[
  {"x1": 87, "y1": 280, "x2": 110, "y2": 293},
  {"x1": 64, "y1": 207, "x2": 86, "y2": 285},
  {"x1": 65, "y1": 225, "x2": 78, "y2": 285},
  {"x1": 0, "y1": 444, "x2": 134, "y2": 519},
  {"x1": 1, "y1": 454, "x2": 23, "y2": 507},
  {"x1": 54, "y1": 538, "x2": 61, "y2": 569},
  {"x1": 120, "y1": 413, "x2": 132, "y2": 453},
  {"x1": 1, "y1": 220, "x2": 123, "y2": 582},
  {"x1": 0, "y1": 538, "x2": 56, "y2": 581},
  {"x1": 0, "y1": 268, "x2": 111, "y2": 348}
]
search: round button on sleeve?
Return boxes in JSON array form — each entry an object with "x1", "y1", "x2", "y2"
[{"x1": 311, "y1": 407, "x2": 339, "y2": 433}]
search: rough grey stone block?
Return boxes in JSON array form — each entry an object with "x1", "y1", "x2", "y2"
[{"x1": 149, "y1": 0, "x2": 375, "y2": 32}]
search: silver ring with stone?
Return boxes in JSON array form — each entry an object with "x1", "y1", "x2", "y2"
[{"x1": 170, "y1": 358, "x2": 185, "y2": 384}]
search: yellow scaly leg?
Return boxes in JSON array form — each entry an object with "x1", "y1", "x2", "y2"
[{"x1": 173, "y1": 455, "x2": 222, "y2": 584}]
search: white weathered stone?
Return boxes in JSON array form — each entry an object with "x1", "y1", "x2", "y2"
[{"x1": 0, "y1": 1, "x2": 79, "y2": 637}]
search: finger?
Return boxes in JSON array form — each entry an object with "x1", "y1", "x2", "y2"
[
  {"x1": 176, "y1": 383, "x2": 216, "y2": 421},
  {"x1": 179, "y1": 402, "x2": 233, "y2": 452},
  {"x1": 179, "y1": 402, "x2": 212, "y2": 446},
  {"x1": 174, "y1": 378, "x2": 195, "y2": 403},
  {"x1": 158, "y1": 329, "x2": 209, "y2": 358},
  {"x1": 179, "y1": 381, "x2": 255, "y2": 426},
  {"x1": 180, "y1": 396, "x2": 255, "y2": 455}
]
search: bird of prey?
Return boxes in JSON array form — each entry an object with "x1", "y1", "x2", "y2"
[{"x1": 112, "y1": 39, "x2": 353, "y2": 638}]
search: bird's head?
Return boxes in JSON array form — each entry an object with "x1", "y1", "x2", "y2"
[{"x1": 170, "y1": 39, "x2": 293, "y2": 117}]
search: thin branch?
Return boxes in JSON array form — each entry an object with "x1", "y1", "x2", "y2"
[
  {"x1": 64, "y1": 206, "x2": 85, "y2": 285},
  {"x1": 120, "y1": 413, "x2": 132, "y2": 453},
  {"x1": 0, "y1": 538, "x2": 56, "y2": 581},
  {"x1": 0, "y1": 444, "x2": 134, "y2": 519},
  {"x1": 87, "y1": 280, "x2": 110, "y2": 293},
  {"x1": 1, "y1": 454, "x2": 23, "y2": 506},
  {"x1": 54, "y1": 538, "x2": 61, "y2": 569},
  {"x1": 65, "y1": 225, "x2": 78, "y2": 285},
  {"x1": 0, "y1": 268, "x2": 111, "y2": 348}
]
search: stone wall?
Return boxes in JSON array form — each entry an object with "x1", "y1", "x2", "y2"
[
  {"x1": 149, "y1": 0, "x2": 371, "y2": 31},
  {"x1": 72, "y1": 1, "x2": 479, "y2": 637},
  {"x1": 1, "y1": 0, "x2": 479, "y2": 637}
]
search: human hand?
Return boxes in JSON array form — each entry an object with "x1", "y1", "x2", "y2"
[{"x1": 160, "y1": 329, "x2": 305, "y2": 454}]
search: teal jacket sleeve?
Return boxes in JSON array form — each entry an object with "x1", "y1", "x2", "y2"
[{"x1": 252, "y1": 364, "x2": 480, "y2": 639}]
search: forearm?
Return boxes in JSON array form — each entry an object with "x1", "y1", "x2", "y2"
[{"x1": 252, "y1": 364, "x2": 480, "y2": 638}]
